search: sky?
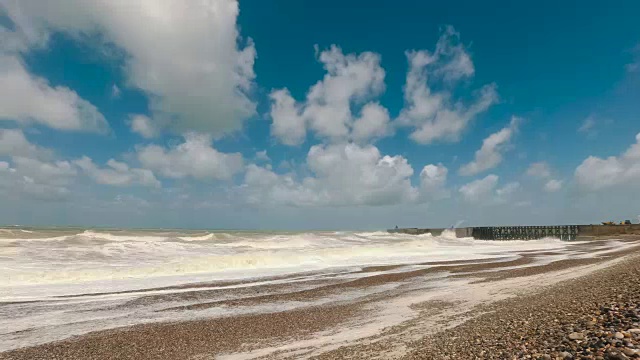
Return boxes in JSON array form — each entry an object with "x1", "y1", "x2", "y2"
[{"x1": 1, "y1": 0, "x2": 639, "y2": 230}]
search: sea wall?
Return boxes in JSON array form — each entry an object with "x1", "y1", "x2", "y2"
[
  {"x1": 387, "y1": 228, "x2": 442, "y2": 235},
  {"x1": 389, "y1": 224, "x2": 640, "y2": 240},
  {"x1": 454, "y1": 227, "x2": 474, "y2": 238},
  {"x1": 577, "y1": 224, "x2": 640, "y2": 237}
]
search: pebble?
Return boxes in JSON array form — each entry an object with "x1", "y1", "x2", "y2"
[
  {"x1": 604, "y1": 349, "x2": 630, "y2": 360},
  {"x1": 621, "y1": 347, "x2": 636, "y2": 356},
  {"x1": 569, "y1": 332, "x2": 584, "y2": 340}
]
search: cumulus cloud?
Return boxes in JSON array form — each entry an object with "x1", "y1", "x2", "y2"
[
  {"x1": 0, "y1": 55, "x2": 108, "y2": 132},
  {"x1": 459, "y1": 116, "x2": 520, "y2": 176},
  {"x1": 269, "y1": 89, "x2": 306, "y2": 146},
  {"x1": 459, "y1": 175, "x2": 520, "y2": 204},
  {"x1": 419, "y1": 163, "x2": 450, "y2": 200},
  {"x1": 13, "y1": 156, "x2": 76, "y2": 185},
  {"x1": 496, "y1": 181, "x2": 520, "y2": 197},
  {"x1": 241, "y1": 165, "x2": 318, "y2": 206},
  {"x1": 269, "y1": 46, "x2": 388, "y2": 145},
  {"x1": 74, "y1": 156, "x2": 160, "y2": 188},
  {"x1": 0, "y1": 130, "x2": 77, "y2": 201},
  {"x1": 128, "y1": 114, "x2": 158, "y2": 139},
  {"x1": 459, "y1": 174, "x2": 499, "y2": 202},
  {"x1": 240, "y1": 143, "x2": 448, "y2": 207},
  {"x1": 137, "y1": 133, "x2": 244, "y2": 181},
  {"x1": 397, "y1": 26, "x2": 498, "y2": 144},
  {"x1": 0, "y1": 128, "x2": 50, "y2": 158},
  {"x1": 2, "y1": 0, "x2": 256, "y2": 135},
  {"x1": 351, "y1": 102, "x2": 392, "y2": 142},
  {"x1": 544, "y1": 179, "x2": 563, "y2": 192},
  {"x1": 526, "y1": 161, "x2": 563, "y2": 193},
  {"x1": 526, "y1": 162, "x2": 552, "y2": 178},
  {"x1": 0, "y1": 156, "x2": 77, "y2": 201},
  {"x1": 0, "y1": 129, "x2": 73, "y2": 184},
  {"x1": 303, "y1": 143, "x2": 416, "y2": 205},
  {"x1": 575, "y1": 132, "x2": 640, "y2": 190}
]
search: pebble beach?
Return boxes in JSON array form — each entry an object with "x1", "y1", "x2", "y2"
[
  {"x1": 2, "y1": 236, "x2": 640, "y2": 360},
  {"x1": 406, "y1": 243, "x2": 640, "y2": 360}
]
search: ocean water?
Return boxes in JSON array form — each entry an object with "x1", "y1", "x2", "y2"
[{"x1": 0, "y1": 226, "x2": 568, "y2": 301}]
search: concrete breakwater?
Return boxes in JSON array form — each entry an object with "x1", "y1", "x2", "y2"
[{"x1": 388, "y1": 224, "x2": 640, "y2": 241}]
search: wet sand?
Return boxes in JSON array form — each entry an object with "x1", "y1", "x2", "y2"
[{"x1": 2, "y1": 237, "x2": 640, "y2": 360}]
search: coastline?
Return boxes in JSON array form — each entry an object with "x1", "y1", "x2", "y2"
[
  {"x1": 404, "y1": 247, "x2": 640, "y2": 359},
  {"x1": 2, "y1": 236, "x2": 640, "y2": 359}
]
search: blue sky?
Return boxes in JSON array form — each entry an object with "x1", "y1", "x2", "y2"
[{"x1": 1, "y1": 0, "x2": 639, "y2": 230}]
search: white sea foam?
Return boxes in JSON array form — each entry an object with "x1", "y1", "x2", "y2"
[{"x1": 0, "y1": 228, "x2": 568, "y2": 301}]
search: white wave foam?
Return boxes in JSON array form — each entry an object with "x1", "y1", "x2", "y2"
[
  {"x1": 0, "y1": 228, "x2": 570, "y2": 299},
  {"x1": 178, "y1": 233, "x2": 217, "y2": 241}
]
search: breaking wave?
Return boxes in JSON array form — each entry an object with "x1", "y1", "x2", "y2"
[{"x1": 0, "y1": 228, "x2": 568, "y2": 295}]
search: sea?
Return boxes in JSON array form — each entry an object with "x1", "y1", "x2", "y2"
[{"x1": 0, "y1": 226, "x2": 571, "y2": 301}]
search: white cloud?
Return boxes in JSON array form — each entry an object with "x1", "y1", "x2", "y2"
[
  {"x1": 1, "y1": 128, "x2": 160, "y2": 199},
  {"x1": 0, "y1": 156, "x2": 77, "y2": 201},
  {"x1": 526, "y1": 162, "x2": 551, "y2": 179},
  {"x1": 459, "y1": 116, "x2": 519, "y2": 176},
  {"x1": 419, "y1": 163, "x2": 449, "y2": 200},
  {"x1": 255, "y1": 150, "x2": 270, "y2": 162},
  {"x1": 13, "y1": 156, "x2": 76, "y2": 185},
  {"x1": 544, "y1": 179, "x2": 563, "y2": 192},
  {"x1": 575, "y1": 132, "x2": 640, "y2": 190},
  {"x1": 397, "y1": 26, "x2": 498, "y2": 144},
  {"x1": 459, "y1": 174, "x2": 499, "y2": 202},
  {"x1": 0, "y1": 128, "x2": 50, "y2": 158},
  {"x1": 305, "y1": 143, "x2": 416, "y2": 205},
  {"x1": 241, "y1": 143, "x2": 429, "y2": 207},
  {"x1": 75, "y1": 156, "x2": 160, "y2": 188},
  {"x1": 241, "y1": 164, "x2": 318, "y2": 206},
  {"x1": 129, "y1": 114, "x2": 158, "y2": 139},
  {"x1": 270, "y1": 46, "x2": 387, "y2": 144},
  {"x1": 0, "y1": 55, "x2": 108, "y2": 132},
  {"x1": 2, "y1": 0, "x2": 256, "y2": 135},
  {"x1": 305, "y1": 46, "x2": 385, "y2": 139},
  {"x1": 351, "y1": 102, "x2": 392, "y2": 143},
  {"x1": 0, "y1": 129, "x2": 76, "y2": 199},
  {"x1": 269, "y1": 89, "x2": 306, "y2": 146},
  {"x1": 495, "y1": 181, "x2": 520, "y2": 198},
  {"x1": 137, "y1": 133, "x2": 244, "y2": 181}
]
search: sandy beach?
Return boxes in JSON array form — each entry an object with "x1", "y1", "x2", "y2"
[{"x1": 2, "y1": 233, "x2": 640, "y2": 360}]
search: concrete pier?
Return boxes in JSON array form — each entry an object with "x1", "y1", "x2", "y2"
[{"x1": 388, "y1": 224, "x2": 640, "y2": 241}]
